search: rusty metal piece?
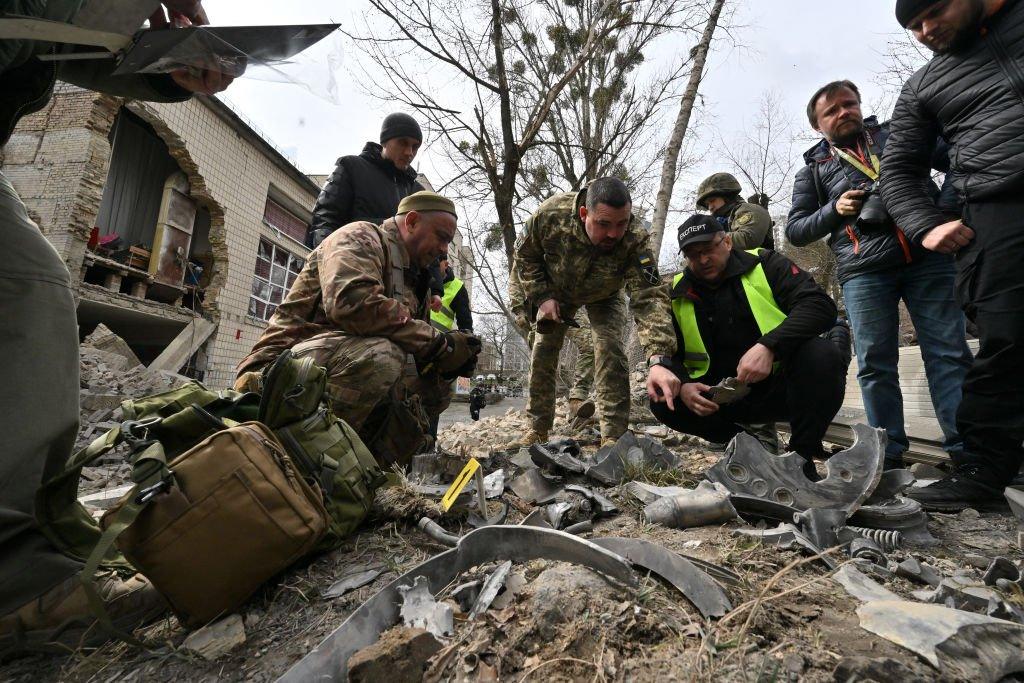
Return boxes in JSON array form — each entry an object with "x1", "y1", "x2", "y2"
[
  {"x1": 706, "y1": 424, "x2": 885, "y2": 513},
  {"x1": 279, "y1": 526, "x2": 636, "y2": 681},
  {"x1": 590, "y1": 536, "x2": 731, "y2": 618}
]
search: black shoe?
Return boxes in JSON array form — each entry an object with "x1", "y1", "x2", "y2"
[{"x1": 905, "y1": 464, "x2": 1005, "y2": 512}]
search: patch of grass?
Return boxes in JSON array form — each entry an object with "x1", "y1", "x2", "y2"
[{"x1": 621, "y1": 462, "x2": 698, "y2": 488}]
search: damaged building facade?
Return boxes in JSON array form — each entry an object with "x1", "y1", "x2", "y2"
[{"x1": 2, "y1": 83, "x2": 471, "y2": 387}]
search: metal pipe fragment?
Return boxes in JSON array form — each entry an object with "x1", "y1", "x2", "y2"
[
  {"x1": 417, "y1": 517, "x2": 459, "y2": 547},
  {"x1": 642, "y1": 484, "x2": 737, "y2": 529},
  {"x1": 563, "y1": 520, "x2": 593, "y2": 535}
]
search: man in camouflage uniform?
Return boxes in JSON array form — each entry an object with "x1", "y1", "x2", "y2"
[
  {"x1": 695, "y1": 172, "x2": 780, "y2": 452},
  {"x1": 508, "y1": 267, "x2": 596, "y2": 421},
  {"x1": 236, "y1": 191, "x2": 481, "y2": 465},
  {"x1": 514, "y1": 177, "x2": 680, "y2": 445},
  {"x1": 696, "y1": 172, "x2": 775, "y2": 250}
]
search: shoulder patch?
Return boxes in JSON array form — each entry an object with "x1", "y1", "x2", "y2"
[
  {"x1": 736, "y1": 212, "x2": 753, "y2": 226},
  {"x1": 637, "y1": 251, "x2": 661, "y2": 286}
]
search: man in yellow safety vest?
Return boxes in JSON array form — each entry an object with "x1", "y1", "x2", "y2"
[
  {"x1": 427, "y1": 252, "x2": 473, "y2": 440},
  {"x1": 656, "y1": 214, "x2": 848, "y2": 470}
]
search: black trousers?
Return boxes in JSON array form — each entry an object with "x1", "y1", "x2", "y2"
[
  {"x1": 650, "y1": 337, "x2": 846, "y2": 460},
  {"x1": 954, "y1": 197, "x2": 1024, "y2": 485}
]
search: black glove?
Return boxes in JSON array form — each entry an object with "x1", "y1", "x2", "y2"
[{"x1": 419, "y1": 331, "x2": 481, "y2": 377}]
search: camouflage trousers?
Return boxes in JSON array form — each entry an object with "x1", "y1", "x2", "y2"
[
  {"x1": 288, "y1": 333, "x2": 449, "y2": 459},
  {"x1": 525, "y1": 310, "x2": 595, "y2": 401},
  {"x1": 527, "y1": 294, "x2": 629, "y2": 439}
]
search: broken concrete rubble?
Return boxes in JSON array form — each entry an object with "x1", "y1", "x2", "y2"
[
  {"x1": 180, "y1": 614, "x2": 246, "y2": 661},
  {"x1": 347, "y1": 627, "x2": 441, "y2": 683}
]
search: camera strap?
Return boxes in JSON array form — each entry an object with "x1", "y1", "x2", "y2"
[{"x1": 832, "y1": 137, "x2": 880, "y2": 181}]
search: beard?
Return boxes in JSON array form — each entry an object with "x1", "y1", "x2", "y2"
[
  {"x1": 927, "y1": 0, "x2": 986, "y2": 54},
  {"x1": 829, "y1": 119, "x2": 865, "y2": 147}
]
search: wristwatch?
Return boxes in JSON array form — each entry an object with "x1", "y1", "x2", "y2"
[{"x1": 647, "y1": 355, "x2": 670, "y2": 369}]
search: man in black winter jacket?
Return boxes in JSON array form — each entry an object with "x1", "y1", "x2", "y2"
[
  {"x1": 881, "y1": 0, "x2": 1024, "y2": 510},
  {"x1": 651, "y1": 215, "x2": 846, "y2": 468},
  {"x1": 307, "y1": 112, "x2": 424, "y2": 247},
  {"x1": 787, "y1": 79, "x2": 973, "y2": 471}
]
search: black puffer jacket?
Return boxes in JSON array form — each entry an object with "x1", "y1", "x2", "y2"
[
  {"x1": 307, "y1": 142, "x2": 422, "y2": 246},
  {"x1": 786, "y1": 117, "x2": 952, "y2": 285},
  {"x1": 881, "y1": 0, "x2": 1024, "y2": 241}
]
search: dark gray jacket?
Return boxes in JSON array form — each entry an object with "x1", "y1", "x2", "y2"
[
  {"x1": 882, "y1": 0, "x2": 1024, "y2": 240},
  {"x1": 786, "y1": 117, "x2": 952, "y2": 284}
]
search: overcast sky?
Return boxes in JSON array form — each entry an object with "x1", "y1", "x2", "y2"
[{"x1": 203, "y1": 0, "x2": 914, "y2": 263}]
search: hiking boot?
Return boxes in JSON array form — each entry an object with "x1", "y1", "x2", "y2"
[
  {"x1": 568, "y1": 398, "x2": 596, "y2": 421},
  {"x1": 905, "y1": 464, "x2": 1005, "y2": 512},
  {"x1": 0, "y1": 570, "x2": 166, "y2": 657},
  {"x1": 514, "y1": 429, "x2": 548, "y2": 449}
]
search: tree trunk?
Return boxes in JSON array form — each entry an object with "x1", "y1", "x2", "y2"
[{"x1": 649, "y1": 0, "x2": 726, "y2": 259}]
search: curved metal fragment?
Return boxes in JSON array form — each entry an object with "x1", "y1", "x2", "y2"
[
  {"x1": 706, "y1": 424, "x2": 885, "y2": 514},
  {"x1": 278, "y1": 526, "x2": 636, "y2": 682},
  {"x1": 590, "y1": 536, "x2": 732, "y2": 618}
]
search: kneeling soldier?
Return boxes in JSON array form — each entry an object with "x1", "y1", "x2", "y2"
[
  {"x1": 236, "y1": 191, "x2": 481, "y2": 466},
  {"x1": 652, "y1": 214, "x2": 846, "y2": 471}
]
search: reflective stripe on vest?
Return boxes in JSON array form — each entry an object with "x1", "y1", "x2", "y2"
[
  {"x1": 671, "y1": 249, "x2": 787, "y2": 378},
  {"x1": 430, "y1": 277, "x2": 465, "y2": 331}
]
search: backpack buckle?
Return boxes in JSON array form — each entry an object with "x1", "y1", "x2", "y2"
[
  {"x1": 121, "y1": 417, "x2": 162, "y2": 449},
  {"x1": 134, "y1": 478, "x2": 172, "y2": 505}
]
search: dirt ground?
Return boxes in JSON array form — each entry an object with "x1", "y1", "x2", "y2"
[{"x1": 2, "y1": 411, "x2": 1021, "y2": 683}]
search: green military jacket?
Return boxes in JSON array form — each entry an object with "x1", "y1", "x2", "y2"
[
  {"x1": 1, "y1": 0, "x2": 191, "y2": 145},
  {"x1": 714, "y1": 198, "x2": 773, "y2": 251},
  {"x1": 514, "y1": 188, "x2": 676, "y2": 358}
]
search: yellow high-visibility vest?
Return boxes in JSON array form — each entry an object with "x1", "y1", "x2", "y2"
[
  {"x1": 671, "y1": 249, "x2": 787, "y2": 378},
  {"x1": 430, "y1": 277, "x2": 465, "y2": 331}
]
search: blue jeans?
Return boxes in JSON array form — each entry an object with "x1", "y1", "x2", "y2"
[{"x1": 842, "y1": 251, "x2": 973, "y2": 462}]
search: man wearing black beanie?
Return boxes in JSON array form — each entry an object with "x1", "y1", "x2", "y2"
[
  {"x1": 882, "y1": 0, "x2": 1024, "y2": 511},
  {"x1": 307, "y1": 112, "x2": 425, "y2": 247}
]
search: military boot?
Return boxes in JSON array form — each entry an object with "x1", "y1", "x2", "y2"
[
  {"x1": 905, "y1": 464, "x2": 1005, "y2": 512},
  {"x1": 0, "y1": 571, "x2": 166, "y2": 658},
  {"x1": 514, "y1": 429, "x2": 548, "y2": 449}
]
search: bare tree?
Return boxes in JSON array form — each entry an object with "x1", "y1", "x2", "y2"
[
  {"x1": 348, "y1": 0, "x2": 674, "y2": 267},
  {"x1": 649, "y1": 0, "x2": 728, "y2": 259},
  {"x1": 717, "y1": 90, "x2": 798, "y2": 215}
]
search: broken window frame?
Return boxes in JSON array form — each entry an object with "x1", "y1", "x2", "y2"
[
  {"x1": 262, "y1": 196, "x2": 308, "y2": 244},
  {"x1": 248, "y1": 237, "x2": 303, "y2": 322}
]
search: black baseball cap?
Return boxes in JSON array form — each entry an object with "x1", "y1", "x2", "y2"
[{"x1": 677, "y1": 214, "x2": 725, "y2": 251}]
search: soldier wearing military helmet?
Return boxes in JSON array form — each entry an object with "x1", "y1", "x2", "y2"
[{"x1": 695, "y1": 172, "x2": 775, "y2": 251}]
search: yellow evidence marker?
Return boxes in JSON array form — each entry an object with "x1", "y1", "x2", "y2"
[{"x1": 441, "y1": 457, "x2": 481, "y2": 511}]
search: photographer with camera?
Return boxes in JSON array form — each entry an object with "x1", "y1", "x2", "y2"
[{"x1": 786, "y1": 80, "x2": 973, "y2": 471}]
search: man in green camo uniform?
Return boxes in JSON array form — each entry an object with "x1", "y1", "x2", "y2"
[
  {"x1": 513, "y1": 177, "x2": 680, "y2": 446},
  {"x1": 508, "y1": 267, "x2": 596, "y2": 422}
]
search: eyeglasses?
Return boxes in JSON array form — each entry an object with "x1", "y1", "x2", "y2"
[{"x1": 683, "y1": 233, "x2": 727, "y2": 261}]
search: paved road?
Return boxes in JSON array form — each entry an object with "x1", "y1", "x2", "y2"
[{"x1": 437, "y1": 395, "x2": 527, "y2": 429}]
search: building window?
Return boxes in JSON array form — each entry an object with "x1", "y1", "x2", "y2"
[
  {"x1": 249, "y1": 238, "x2": 303, "y2": 321},
  {"x1": 263, "y1": 197, "x2": 307, "y2": 244}
]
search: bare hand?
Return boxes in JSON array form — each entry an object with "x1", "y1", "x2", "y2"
[
  {"x1": 922, "y1": 219, "x2": 975, "y2": 254},
  {"x1": 835, "y1": 189, "x2": 867, "y2": 217},
  {"x1": 736, "y1": 343, "x2": 774, "y2": 384},
  {"x1": 647, "y1": 365, "x2": 682, "y2": 411},
  {"x1": 150, "y1": 1, "x2": 209, "y2": 28},
  {"x1": 170, "y1": 67, "x2": 235, "y2": 95},
  {"x1": 536, "y1": 298, "x2": 561, "y2": 323},
  {"x1": 430, "y1": 295, "x2": 442, "y2": 312},
  {"x1": 681, "y1": 383, "x2": 719, "y2": 416}
]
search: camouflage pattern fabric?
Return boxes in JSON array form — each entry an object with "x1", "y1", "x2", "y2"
[
  {"x1": 237, "y1": 219, "x2": 440, "y2": 376},
  {"x1": 528, "y1": 295, "x2": 629, "y2": 440},
  {"x1": 514, "y1": 188, "x2": 675, "y2": 440},
  {"x1": 509, "y1": 266, "x2": 594, "y2": 401},
  {"x1": 236, "y1": 219, "x2": 445, "y2": 453},
  {"x1": 716, "y1": 198, "x2": 773, "y2": 251}
]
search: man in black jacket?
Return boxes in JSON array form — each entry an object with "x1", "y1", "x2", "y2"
[
  {"x1": 650, "y1": 216, "x2": 846, "y2": 467},
  {"x1": 787, "y1": 79, "x2": 972, "y2": 471},
  {"x1": 881, "y1": 0, "x2": 1024, "y2": 510},
  {"x1": 307, "y1": 112, "x2": 424, "y2": 247}
]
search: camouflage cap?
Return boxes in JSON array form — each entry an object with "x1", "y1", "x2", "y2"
[
  {"x1": 397, "y1": 191, "x2": 457, "y2": 218},
  {"x1": 696, "y1": 172, "x2": 742, "y2": 209}
]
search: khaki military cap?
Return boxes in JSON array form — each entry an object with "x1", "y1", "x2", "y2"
[{"x1": 397, "y1": 191, "x2": 457, "y2": 217}]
